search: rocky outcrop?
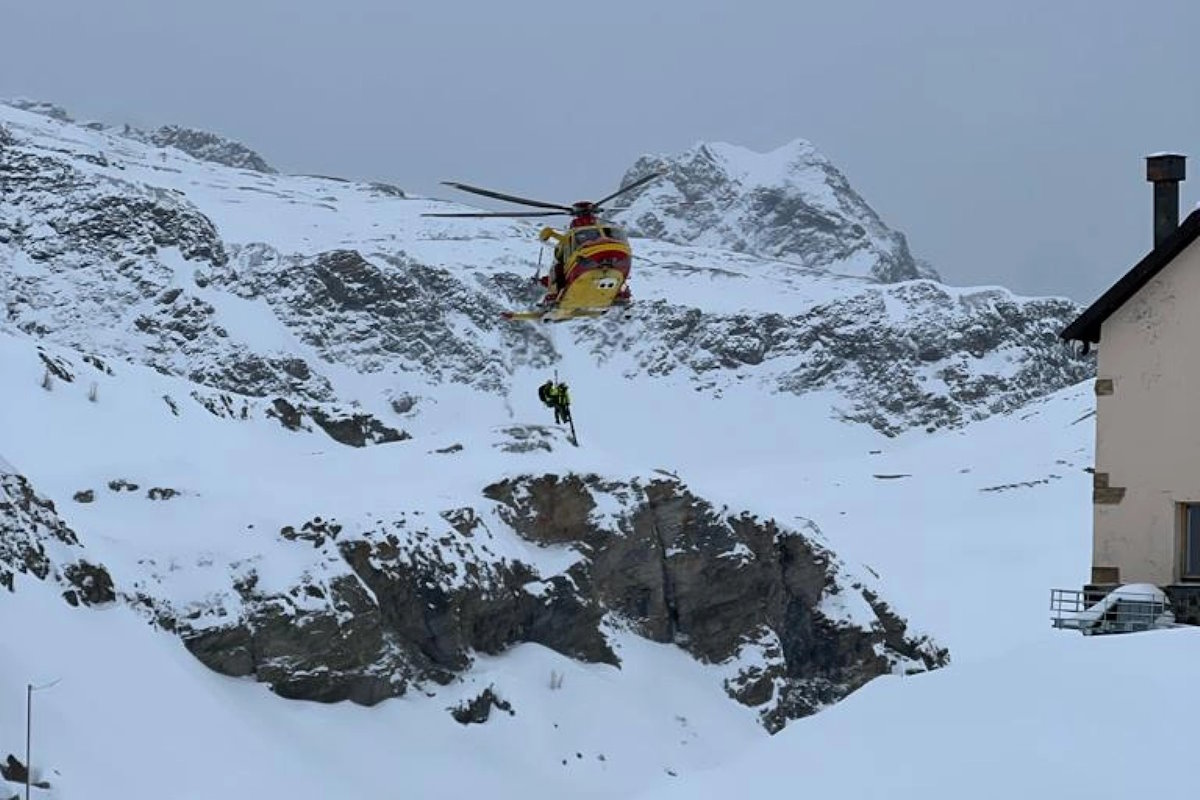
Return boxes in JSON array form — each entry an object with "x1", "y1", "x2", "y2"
[
  {"x1": 574, "y1": 281, "x2": 1092, "y2": 435},
  {"x1": 484, "y1": 474, "x2": 946, "y2": 730},
  {"x1": 175, "y1": 507, "x2": 615, "y2": 706},
  {"x1": 611, "y1": 140, "x2": 937, "y2": 283},
  {"x1": 2, "y1": 97, "x2": 273, "y2": 172},
  {"x1": 0, "y1": 137, "x2": 226, "y2": 269},
  {"x1": 213, "y1": 245, "x2": 556, "y2": 392},
  {"x1": 142, "y1": 125, "x2": 276, "y2": 174},
  {"x1": 450, "y1": 686, "x2": 515, "y2": 724},
  {"x1": 0, "y1": 472, "x2": 79, "y2": 591},
  {"x1": 1, "y1": 754, "x2": 50, "y2": 790},
  {"x1": 264, "y1": 397, "x2": 410, "y2": 447},
  {"x1": 2, "y1": 97, "x2": 72, "y2": 122},
  {"x1": 0, "y1": 467, "x2": 114, "y2": 606},
  {"x1": 166, "y1": 474, "x2": 945, "y2": 733}
]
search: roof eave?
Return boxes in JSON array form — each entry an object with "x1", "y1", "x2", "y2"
[{"x1": 1059, "y1": 209, "x2": 1200, "y2": 344}]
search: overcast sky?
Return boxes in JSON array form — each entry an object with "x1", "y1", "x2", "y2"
[{"x1": 5, "y1": 0, "x2": 1200, "y2": 303}]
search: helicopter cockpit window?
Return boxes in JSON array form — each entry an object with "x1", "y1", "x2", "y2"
[
  {"x1": 572, "y1": 228, "x2": 602, "y2": 248},
  {"x1": 601, "y1": 226, "x2": 627, "y2": 242}
]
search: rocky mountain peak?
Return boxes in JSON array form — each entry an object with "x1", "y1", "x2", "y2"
[
  {"x1": 611, "y1": 138, "x2": 938, "y2": 283},
  {"x1": 2, "y1": 96, "x2": 275, "y2": 173},
  {"x1": 129, "y1": 124, "x2": 276, "y2": 174}
]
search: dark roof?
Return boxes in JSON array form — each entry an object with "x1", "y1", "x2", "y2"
[{"x1": 1062, "y1": 208, "x2": 1200, "y2": 343}]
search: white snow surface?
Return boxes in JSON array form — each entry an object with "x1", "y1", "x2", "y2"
[
  {"x1": 0, "y1": 101, "x2": 1110, "y2": 799},
  {"x1": 638, "y1": 627, "x2": 1200, "y2": 800}
]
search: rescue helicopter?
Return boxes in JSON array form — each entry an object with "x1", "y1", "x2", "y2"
[{"x1": 422, "y1": 170, "x2": 666, "y2": 322}]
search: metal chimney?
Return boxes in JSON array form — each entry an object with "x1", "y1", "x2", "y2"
[{"x1": 1146, "y1": 153, "x2": 1186, "y2": 247}]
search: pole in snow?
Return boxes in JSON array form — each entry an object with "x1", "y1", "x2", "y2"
[{"x1": 25, "y1": 678, "x2": 61, "y2": 800}]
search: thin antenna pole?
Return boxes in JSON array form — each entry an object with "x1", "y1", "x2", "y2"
[
  {"x1": 25, "y1": 684, "x2": 30, "y2": 800},
  {"x1": 26, "y1": 678, "x2": 61, "y2": 800}
]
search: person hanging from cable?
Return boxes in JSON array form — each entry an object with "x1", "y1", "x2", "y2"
[
  {"x1": 538, "y1": 379, "x2": 556, "y2": 412},
  {"x1": 552, "y1": 381, "x2": 571, "y2": 425},
  {"x1": 536, "y1": 378, "x2": 571, "y2": 425}
]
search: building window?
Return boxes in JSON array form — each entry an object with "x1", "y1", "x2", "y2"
[{"x1": 1183, "y1": 504, "x2": 1200, "y2": 580}]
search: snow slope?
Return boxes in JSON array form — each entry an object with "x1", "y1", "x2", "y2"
[
  {"x1": 0, "y1": 322, "x2": 1097, "y2": 798},
  {"x1": 2, "y1": 582, "x2": 769, "y2": 800},
  {"x1": 638, "y1": 627, "x2": 1199, "y2": 800}
]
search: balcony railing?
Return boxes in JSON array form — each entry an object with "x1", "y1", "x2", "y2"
[{"x1": 1050, "y1": 585, "x2": 1175, "y2": 634}]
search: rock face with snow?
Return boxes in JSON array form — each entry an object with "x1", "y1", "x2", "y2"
[
  {"x1": 142, "y1": 473, "x2": 945, "y2": 731},
  {"x1": 2, "y1": 96, "x2": 275, "y2": 173},
  {"x1": 2, "y1": 98, "x2": 72, "y2": 123},
  {"x1": 215, "y1": 245, "x2": 557, "y2": 393},
  {"x1": 577, "y1": 281, "x2": 1090, "y2": 436},
  {"x1": 137, "y1": 125, "x2": 276, "y2": 174},
  {"x1": 0, "y1": 463, "x2": 114, "y2": 605},
  {"x1": 611, "y1": 140, "x2": 937, "y2": 283}
]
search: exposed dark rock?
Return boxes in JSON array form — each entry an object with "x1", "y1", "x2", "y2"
[
  {"x1": 450, "y1": 686, "x2": 514, "y2": 724},
  {"x1": 182, "y1": 625, "x2": 255, "y2": 676},
  {"x1": 183, "y1": 570, "x2": 405, "y2": 705},
  {"x1": 280, "y1": 516, "x2": 342, "y2": 547},
  {"x1": 147, "y1": 487, "x2": 180, "y2": 501},
  {"x1": 264, "y1": 397, "x2": 409, "y2": 446},
  {"x1": 307, "y1": 406, "x2": 409, "y2": 448},
  {"x1": 1, "y1": 754, "x2": 48, "y2": 788},
  {"x1": 267, "y1": 398, "x2": 304, "y2": 430},
  {"x1": 62, "y1": 560, "x2": 116, "y2": 606},
  {"x1": 73, "y1": 489, "x2": 95, "y2": 503},
  {"x1": 38, "y1": 350, "x2": 74, "y2": 382},
  {"x1": 0, "y1": 755, "x2": 22, "y2": 783},
  {"x1": 485, "y1": 474, "x2": 947, "y2": 730},
  {"x1": 121, "y1": 124, "x2": 276, "y2": 173},
  {"x1": 0, "y1": 472, "x2": 82, "y2": 594},
  {"x1": 107, "y1": 479, "x2": 139, "y2": 492},
  {"x1": 4, "y1": 97, "x2": 73, "y2": 121},
  {"x1": 191, "y1": 390, "x2": 251, "y2": 421},
  {"x1": 83, "y1": 354, "x2": 113, "y2": 374}
]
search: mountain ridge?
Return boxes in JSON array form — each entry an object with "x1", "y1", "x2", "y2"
[{"x1": 611, "y1": 137, "x2": 939, "y2": 283}]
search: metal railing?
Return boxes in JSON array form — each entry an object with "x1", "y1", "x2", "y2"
[{"x1": 1050, "y1": 587, "x2": 1175, "y2": 634}]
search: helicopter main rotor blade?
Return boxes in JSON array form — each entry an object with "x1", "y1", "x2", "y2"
[
  {"x1": 421, "y1": 210, "x2": 567, "y2": 218},
  {"x1": 593, "y1": 169, "x2": 667, "y2": 208},
  {"x1": 441, "y1": 181, "x2": 573, "y2": 212}
]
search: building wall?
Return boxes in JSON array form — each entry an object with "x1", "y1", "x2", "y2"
[{"x1": 1093, "y1": 236, "x2": 1200, "y2": 586}]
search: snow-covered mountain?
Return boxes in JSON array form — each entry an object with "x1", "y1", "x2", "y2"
[
  {"x1": 0, "y1": 98, "x2": 1105, "y2": 799},
  {"x1": 0, "y1": 102, "x2": 1091, "y2": 439},
  {"x1": 611, "y1": 139, "x2": 937, "y2": 283}
]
